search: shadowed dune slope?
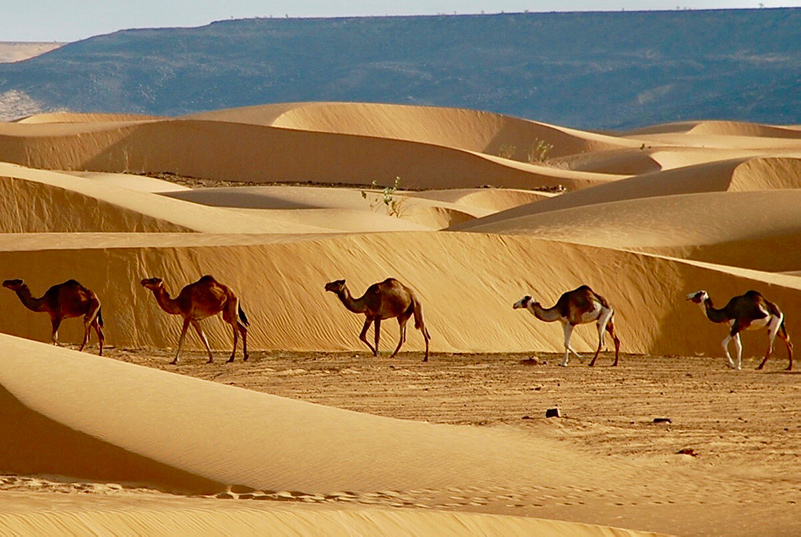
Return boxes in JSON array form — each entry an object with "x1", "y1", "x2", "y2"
[
  {"x1": 0, "y1": 335, "x2": 644, "y2": 494},
  {"x1": 0, "y1": 118, "x2": 616, "y2": 191},
  {"x1": 0, "y1": 163, "x2": 327, "y2": 233},
  {"x1": 0, "y1": 233, "x2": 799, "y2": 360},
  {"x1": 453, "y1": 156, "x2": 801, "y2": 229}
]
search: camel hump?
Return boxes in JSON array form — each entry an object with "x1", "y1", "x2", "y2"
[
  {"x1": 63, "y1": 279, "x2": 82, "y2": 286},
  {"x1": 591, "y1": 290, "x2": 611, "y2": 310},
  {"x1": 761, "y1": 296, "x2": 783, "y2": 318},
  {"x1": 198, "y1": 275, "x2": 218, "y2": 284}
]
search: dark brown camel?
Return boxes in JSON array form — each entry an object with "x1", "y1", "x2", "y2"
[
  {"x1": 3, "y1": 278, "x2": 105, "y2": 355},
  {"x1": 514, "y1": 285, "x2": 620, "y2": 367},
  {"x1": 141, "y1": 275, "x2": 249, "y2": 364},
  {"x1": 325, "y1": 278, "x2": 431, "y2": 361},
  {"x1": 687, "y1": 290, "x2": 793, "y2": 370}
]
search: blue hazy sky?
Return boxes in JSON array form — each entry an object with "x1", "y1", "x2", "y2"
[{"x1": 2, "y1": 0, "x2": 799, "y2": 42}]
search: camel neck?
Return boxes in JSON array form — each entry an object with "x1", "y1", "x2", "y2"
[
  {"x1": 151, "y1": 286, "x2": 182, "y2": 315},
  {"x1": 14, "y1": 286, "x2": 46, "y2": 313},
  {"x1": 336, "y1": 287, "x2": 368, "y2": 314},
  {"x1": 703, "y1": 298, "x2": 729, "y2": 323},
  {"x1": 530, "y1": 302, "x2": 562, "y2": 322}
]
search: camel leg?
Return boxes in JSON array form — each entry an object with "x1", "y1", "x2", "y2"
[
  {"x1": 783, "y1": 332, "x2": 793, "y2": 371},
  {"x1": 421, "y1": 325, "x2": 431, "y2": 363},
  {"x1": 561, "y1": 323, "x2": 577, "y2": 367},
  {"x1": 93, "y1": 318, "x2": 105, "y2": 356},
  {"x1": 606, "y1": 319, "x2": 621, "y2": 367},
  {"x1": 79, "y1": 320, "x2": 91, "y2": 352},
  {"x1": 721, "y1": 333, "x2": 737, "y2": 370},
  {"x1": 239, "y1": 322, "x2": 249, "y2": 362},
  {"x1": 171, "y1": 318, "x2": 191, "y2": 365},
  {"x1": 391, "y1": 315, "x2": 410, "y2": 358},
  {"x1": 590, "y1": 308, "x2": 614, "y2": 367},
  {"x1": 374, "y1": 318, "x2": 382, "y2": 356},
  {"x1": 50, "y1": 316, "x2": 62, "y2": 346},
  {"x1": 758, "y1": 315, "x2": 782, "y2": 370},
  {"x1": 227, "y1": 320, "x2": 239, "y2": 364},
  {"x1": 359, "y1": 317, "x2": 378, "y2": 356},
  {"x1": 224, "y1": 301, "x2": 246, "y2": 363},
  {"x1": 189, "y1": 320, "x2": 214, "y2": 363},
  {"x1": 80, "y1": 303, "x2": 101, "y2": 352},
  {"x1": 733, "y1": 333, "x2": 743, "y2": 370}
]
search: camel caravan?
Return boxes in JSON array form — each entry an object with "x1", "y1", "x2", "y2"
[{"x1": 1, "y1": 275, "x2": 793, "y2": 371}]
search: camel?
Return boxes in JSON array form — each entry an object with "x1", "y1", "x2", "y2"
[
  {"x1": 513, "y1": 285, "x2": 620, "y2": 367},
  {"x1": 687, "y1": 290, "x2": 793, "y2": 370},
  {"x1": 325, "y1": 278, "x2": 431, "y2": 362},
  {"x1": 140, "y1": 275, "x2": 249, "y2": 364},
  {"x1": 3, "y1": 278, "x2": 105, "y2": 355}
]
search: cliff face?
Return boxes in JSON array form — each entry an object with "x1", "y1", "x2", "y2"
[{"x1": 1, "y1": 9, "x2": 799, "y2": 128}]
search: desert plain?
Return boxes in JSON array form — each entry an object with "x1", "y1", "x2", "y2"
[{"x1": 0, "y1": 99, "x2": 799, "y2": 536}]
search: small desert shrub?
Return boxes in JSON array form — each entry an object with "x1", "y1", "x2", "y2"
[
  {"x1": 361, "y1": 176, "x2": 407, "y2": 217},
  {"x1": 497, "y1": 145, "x2": 517, "y2": 159},
  {"x1": 527, "y1": 139, "x2": 553, "y2": 163}
]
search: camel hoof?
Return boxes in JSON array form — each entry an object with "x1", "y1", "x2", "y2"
[
  {"x1": 225, "y1": 357, "x2": 234, "y2": 364},
  {"x1": 170, "y1": 360, "x2": 178, "y2": 365},
  {"x1": 243, "y1": 355, "x2": 249, "y2": 362}
]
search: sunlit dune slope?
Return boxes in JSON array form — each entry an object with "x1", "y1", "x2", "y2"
[
  {"x1": 456, "y1": 190, "x2": 801, "y2": 273},
  {"x1": 0, "y1": 232, "x2": 799, "y2": 360},
  {"x1": 186, "y1": 102, "x2": 638, "y2": 159},
  {"x1": 453, "y1": 156, "x2": 801, "y2": 229},
  {"x1": 0, "y1": 505, "x2": 656, "y2": 537},
  {"x1": 625, "y1": 120, "x2": 801, "y2": 139}
]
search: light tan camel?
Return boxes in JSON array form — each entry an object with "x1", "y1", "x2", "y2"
[
  {"x1": 3, "y1": 278, "x2": 105, "y2": 355},
  {"x1": 325, "y1": 278, "x2": 431, "y2": 361},
  {"x1": 514, "y1": 285, "x2": 621, "y2": 367},
  {"x1": 141, "y1": 275, "x2": 249, "y2": 364}
]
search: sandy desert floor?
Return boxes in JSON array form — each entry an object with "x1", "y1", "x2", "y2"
[
  {"x1": 2, "y1": 348, "x2": 799, "y2": 536},
  {"x1": 1, "y1": 101, "x2": 800, "y2": 536}
]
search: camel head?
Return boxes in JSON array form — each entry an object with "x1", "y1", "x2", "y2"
[
  {"x1": 2, "y1": 279, "x2": 25, "y2": 291},
  {"x1": 140, "y1": 277, "x2": 164, "y2": 291},
  {"x1": 325, "y1": 279, "x2": 346, "y2": 294},
  {"x1": 686, "y1": 290, "x2": 709, "y2": 304},
  {"x1": 513, "y1": 295, "x2": 532, "y2": 309}
]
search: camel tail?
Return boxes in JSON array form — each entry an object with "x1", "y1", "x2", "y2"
[
  {"x1": 97, "y1": 307, "x2": 104, "y2": 328},
  {"x1": 238, "y1": 304, "x2": 250, "y2": 327}
]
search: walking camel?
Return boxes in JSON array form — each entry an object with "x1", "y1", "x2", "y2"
[
  {"x1": 513, "y1": 285, "x2": 620, "y2": 367},
  {"x1": 3, "y1": 279, "x2": 105, "y2": 355},
  {"x1": 325, "y1": 278, "x2": 431, "y2": 362},
  {"x1": 141, "y1": 275, "x2": 249, "y2": 364},
  {"x1": 686, "y1": 290, "x2": 793, "y2": 370}
]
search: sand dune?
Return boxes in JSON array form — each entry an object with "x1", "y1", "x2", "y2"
[
  {"x1": 1, "y1": 232, "x2": 800, "y2": 360},
  {"x1": 2, "y1": 101, "x2": 801, "y2": 536},
  {"x1": 454, "y1": 156, "x2": 801, "y2": 229},
  {"x1": 187, "y1": 101, "x2": 639, "y2": 159}
]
